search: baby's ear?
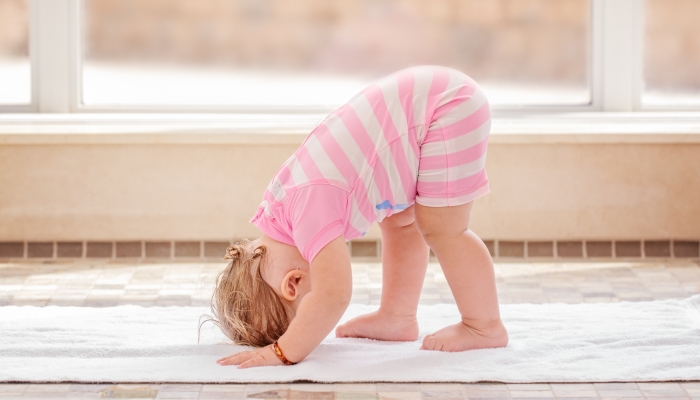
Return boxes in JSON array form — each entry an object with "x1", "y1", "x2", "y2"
[{"x1": 280, "y1": 269, "x2": 304, "y2": 301}]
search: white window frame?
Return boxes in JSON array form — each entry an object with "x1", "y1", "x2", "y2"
[{"x1": 1, "y1": 0, "x2": 696, "y2": 114}]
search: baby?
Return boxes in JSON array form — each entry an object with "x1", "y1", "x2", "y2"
[{"x1": 212, "y1": 65, "x2": 508, "y2": 368}]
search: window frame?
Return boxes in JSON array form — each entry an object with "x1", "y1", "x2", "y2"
[{"x1": 1, "y1": 0, "x2": 696, "y2": 114}]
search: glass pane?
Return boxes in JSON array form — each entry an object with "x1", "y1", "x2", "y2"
[
  {"x1": 0, "y1": 0, "x2": 30, "y2": 105},
  {"x1": 644, "y1": 0, "x2": 700, "y2": 107},
  {"x1": 82, "y1": 0, "x2": 590, "y2": 108}
]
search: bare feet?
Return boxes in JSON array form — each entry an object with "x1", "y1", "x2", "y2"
[
  {"x1": 421, "y1": 318, "x2": 508, "y2": 352},
  {"x1": 335, "y1": 310, "x2": 419, "y2": 342}
]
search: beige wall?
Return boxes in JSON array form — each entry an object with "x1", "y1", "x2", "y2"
[{"x1": 1, "y1": 142, "x2": 699, "y2": 241}]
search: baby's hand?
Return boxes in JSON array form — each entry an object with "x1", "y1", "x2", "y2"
[{"x1": 217, "y1": 345, "x2": 283, "y2": 369}]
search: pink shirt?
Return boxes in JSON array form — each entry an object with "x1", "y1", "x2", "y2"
[{"x1": 251, "y1": 66, "x2": 491, "y2": 262}]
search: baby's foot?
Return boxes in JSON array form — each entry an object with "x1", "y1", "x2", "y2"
[
  {"x1": 335, "y1": 310, "x2": 419, "y2": 342},
  {"x1": 421, "y1": 318, "x2": 508, "y2": 352}
]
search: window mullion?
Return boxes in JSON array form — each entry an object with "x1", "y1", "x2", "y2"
[
  {"x1": 599, "y1": 0, "x2": 643, "y2": 112},
  {"x1": 33, "y1": 0, "x2": 77, "y2": 113},
  {"x1": 591, "y1": 0, "x2": 604, "y2": 111}
]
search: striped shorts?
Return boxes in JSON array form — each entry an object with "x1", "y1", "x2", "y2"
[{"x1": 414, "y1": 72, "x2": 491, "y2": 207}]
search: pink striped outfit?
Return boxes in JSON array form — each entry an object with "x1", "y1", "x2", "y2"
[{"x1": 251, "y1": 66, "x2": 491, "y2": 262}]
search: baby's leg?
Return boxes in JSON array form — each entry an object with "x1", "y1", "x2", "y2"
[
  {"x1": 415, "y1": 201, "x2": 508, "y2": 351},
  {"x1": 335, "y1": 205, "x2": 430, "y2": 341}
]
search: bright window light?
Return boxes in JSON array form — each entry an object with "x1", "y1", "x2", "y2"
[
  {"x1": 0, "y1": 0, "x2": 30, "y2": 105},
  {"x1": 81, "y1": 0, "x2": 591, "y2": 108},
  {"x1": 643, "y1": 0, "x2": 700, "y2": 107}
]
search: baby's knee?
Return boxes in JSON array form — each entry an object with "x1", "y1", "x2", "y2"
[{"x1": 414, "y1": 214, "x2": 456, "y2": 246}]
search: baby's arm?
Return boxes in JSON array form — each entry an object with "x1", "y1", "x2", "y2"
[
  {"x1": 277, "y1": 236, "x2": 352, "y2": 361},
  {"x1": 218, "y1": 236, "x2": 352, "y2": 368}
]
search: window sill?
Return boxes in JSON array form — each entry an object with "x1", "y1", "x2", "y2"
[{"x1": 1, "y1": 112, "x2": 700, "y2": 145}]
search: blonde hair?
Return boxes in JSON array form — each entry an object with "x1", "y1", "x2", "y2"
[{"x1": 202, "y1": 240, "x2": 295, "y2": 347}]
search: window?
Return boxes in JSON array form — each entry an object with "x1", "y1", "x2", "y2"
[
  {"x1": 0, "y1": 0, "x2": 30, "y2": 105},
  {"x1": 457, "y1": 0, "x2": 590, "y2": 106},
  {"x1": 1, "y1": 1, "x2": 697, "y2": 113},
  {"x1": 643, "y1": 0, "x2": 700, "y2": 107},
  {"x1": 81, "y1": 0, "x2": 591, "y2": 109}
]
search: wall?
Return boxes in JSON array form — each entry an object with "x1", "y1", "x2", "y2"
[{"x1": 1, "y1": 141, "x2": 698, "y2": 242}]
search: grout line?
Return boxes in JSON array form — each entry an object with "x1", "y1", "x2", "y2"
[
  {"x1": 524, "y1": 240, "x2": 529, "y2": 258},
  {"x1": 671, "y1": 239, "x2": 676, "y2": 258}
]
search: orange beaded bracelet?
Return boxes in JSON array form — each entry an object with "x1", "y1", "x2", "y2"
[{"x1": 272, "y1": 340, "x2": 296, "y2": 365}]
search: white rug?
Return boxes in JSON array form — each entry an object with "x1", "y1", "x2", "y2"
[{"x1": 1, "y1": 297, "x2": 699, "y2": 383}]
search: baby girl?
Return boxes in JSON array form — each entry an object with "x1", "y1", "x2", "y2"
[{"x1": 212, "y1": 65, "x2": 508, "y2": 368}]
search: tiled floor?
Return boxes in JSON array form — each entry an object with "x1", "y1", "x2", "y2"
[{"x1": 1, "y1": 259, "x2": 699, "y2": 399}]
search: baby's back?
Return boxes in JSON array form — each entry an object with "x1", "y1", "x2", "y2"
[{"x1": 264, "y1": 65, "x2": 489, "y2": 237}]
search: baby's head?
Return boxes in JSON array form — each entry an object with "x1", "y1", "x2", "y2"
[{"x1": 207, "y1": 238, "x2": 309, "y2": 347}]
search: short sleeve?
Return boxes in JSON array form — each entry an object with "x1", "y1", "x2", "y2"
[{"x1": 287, "y1": 185, "x2": 348, "y2": 262}]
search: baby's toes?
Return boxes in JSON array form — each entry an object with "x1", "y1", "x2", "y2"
[
  {"x1": 335, "y1": 324, "x2": 347, "y2": 338},
  {"x1": 420, "y1": 334, "x2": 437, "y2": 351},
  {"x1": 335, "y1": 322, "x2": 355, "y2": 338}
]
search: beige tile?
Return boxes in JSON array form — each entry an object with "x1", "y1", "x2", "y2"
[
  {"x1": 552, "y1": 390, "x2": 599, "y2": 398},
  {"x1": 641, "y1": 389, "x2": 691, "y2": 398},
  {"x1": 25, "y1": 384, "x2": 72, "y2": 392},
  {"x1": 508, "y1": 390, "x2": 555, "y2": 398},
  {"x1": 420, "y1": 383, "x2": 463, "y2": 391},
  {"x1": 462, "y1": 391, "x2": 510, "y2": 399},
  {"x1": 156, "y1": 392, "x2": 199, "y2": 399},
  {"x1": 245, "y1": 384, "x2": 290, "y2": 393},
  {"x1": 20, "y1": 392, "x2": 70, "y2": 398},
  {"x1": 463, "y1": 383, "x2": 509, "y2": 391},
  {"x1": 596, "y1": 389, "x2": 643, "y2": 397},
  {"x1": 198, "y1": 392, "x2": 246, "y2": 399},
  {"x1": 69, "y1": 384, "x2": 112, "y2": 392},
  {"x1": 598, "y1": 398, "x2": 645, "y2": 400},
  {"x1": 421, "y1": 392, "x2": 463, "y2": 399},
  {"x1": 158, "y1": 384, "x2": 202, "y2": 392},
  {"x1": 594, "y1": 383, "x2": 638, "y2": 390},
  {"x1": 334, "y1": 384, "x2": 377, "y2": 393},
  {"x1": 376, "y1": 392, "x2": 421, "y2": 399},
  {"x1": 287, "y1": 384, "x2": 336, "y2": 392},
  {"x1": 551, "y1": 384, "x2": 596, "y2": 391},
  {"x1": 507, "y1": 384, "x2": 551, "y2": 391},
  {"x1": 0, "y1": 384, "x2": 27, "y2": 393},
  {"x1": 336, "y1": 393, "x2": 379, "y2": 400}
]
